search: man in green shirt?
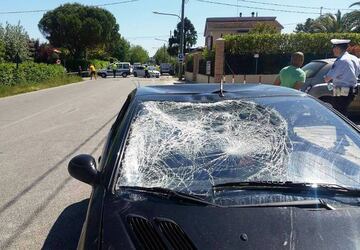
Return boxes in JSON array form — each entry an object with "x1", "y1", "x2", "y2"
[{"x1": 274, "y1": 52, "x2": 306, "y2": 90}]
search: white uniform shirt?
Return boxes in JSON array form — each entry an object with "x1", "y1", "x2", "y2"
[{"x1": 325, "y1": 52, "x2": 360, "y2": 87}]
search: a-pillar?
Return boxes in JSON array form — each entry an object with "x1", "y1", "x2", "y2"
[{"x1": 214, "y1": 38, "x2": 225, "y2": 83}]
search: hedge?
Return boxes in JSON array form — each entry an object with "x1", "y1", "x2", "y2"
[
  {"x1": 225, "y1": 33, "x2": 360, "y2": 55},
  {"x1": 64, "y1": 59, "x2": 112, "y2": 72},
  {"x1": 0, "y1": 62, "x2": 67, "y2": 86}
]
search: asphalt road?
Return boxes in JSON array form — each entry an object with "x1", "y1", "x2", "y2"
[{"x1": 0, "y1": 76, "x2": 175, "y2": 249}]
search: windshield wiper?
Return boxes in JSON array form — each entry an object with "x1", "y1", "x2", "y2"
[
  {"x1": 232, "y1": 199, "x2": 336, "y2": 210},
  {"x1": 118, "y1": 186, "x2": 219, "y2": 207},
  {"x1": 212, "y1": 181, "x2": 360, "y2": 196}
]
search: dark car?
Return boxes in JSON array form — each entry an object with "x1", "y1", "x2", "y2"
[
  {"x1": 301, "y1": 59, "x2": 360, "y2": 114},
  {"x1": 69, "y1": 84, "x2": 360, "y2": 250}
]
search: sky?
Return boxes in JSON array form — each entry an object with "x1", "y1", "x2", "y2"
[{"x1": 0, "y1": 0, "x2": 358, "y2": 56}]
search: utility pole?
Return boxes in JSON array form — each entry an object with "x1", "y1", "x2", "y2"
[
  {"x1": 320, "y1": 6, "x2": 323, "y2": 16},
  {"x1": 179, "y1": 0, "x2": 185, "y2": 80}
]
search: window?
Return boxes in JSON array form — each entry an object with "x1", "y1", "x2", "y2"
[{"x1": 302, "y1": 61, "x2": 327, "y2": 78}]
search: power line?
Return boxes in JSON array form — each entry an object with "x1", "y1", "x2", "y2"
[
  {"x1": 95, "y1": 0, "x2": 139, "y2": 7},
  {"x1": 195, "y1": 0, "x2": 327, "y2": 15},
  {"x1": 0, "y1": 0, "x2": 139, "y2": 15},
  {"x1": 233, "y1": 0, "x2": 352, "y2": 11}
]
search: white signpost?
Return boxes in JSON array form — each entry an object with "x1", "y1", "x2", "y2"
[
  {"x1": 206, "y1": 61, "x2": 211, "y2": 83},
  {"x1": 178, "y1": 54, "x2": 184, "y2": 63}
]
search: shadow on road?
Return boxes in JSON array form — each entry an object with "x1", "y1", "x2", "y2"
[{"x1": 42, "y1": 199, "x2": 89, "y2": 250}]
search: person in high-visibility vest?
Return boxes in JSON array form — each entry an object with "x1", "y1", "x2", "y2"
[
  {"x1": 144, "y1": 64, "x2": 150, "y2": 78},
  {"x1": 112, "y1": 63, "x2": 117, "y2": 78},
  {"x1": 89, "y1": 64, "x2": 97, "y2": 80}
]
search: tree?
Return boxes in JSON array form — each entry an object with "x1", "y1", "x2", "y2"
[
  {"x1": 128, "y1": 45, "x2": 149, "y2": 64},
  {"x1": 154, "y1": 45, "x2": 172, "y2": 64},
  {"x1": 312, "y1": 10, "x2": 354, "y2": 33},
  {"x1": 106, "y1": 35, "x2": 130, "y2": 61},
  {"x1": 295, "y1": 11, "x2": 360, "y2": 33},
  {"x1": 30, "y1": 39, "x2": 59, "y2": 64},
  {"x1": 295, "y1": 18, "x2": 316, "y2": 33},
  {"x1": 168, "y1": 17, "x2": 197, "y2": 56},
  {"x1": 346, "y1": 3, "x2": 360, "y2": 32},
  {"x1": 249, "y1": 23, "x2": 279, "y2": 34},
  {"x1": 0, "y1": 22, "x2": 30, "y2": 62},
  {"x1": 0, "y1": 38, "x2": 4, "y2": 62},
  {"x1": 38, "y1": 3, "x2": 120, "y2": 58}
]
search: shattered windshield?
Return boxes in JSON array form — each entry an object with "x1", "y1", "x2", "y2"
[{"x1": 116, "y1": 97, "x2": 360, "y2": 195}]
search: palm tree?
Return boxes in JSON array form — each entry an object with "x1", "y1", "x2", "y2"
[
  {"x1": 348, "y1": 3, "x2": 360, "y2": 31},
  {"x1": 350, "y1": 2, "x2": 360, "y2": 7},
  {"x1": 311, "y1": 10, "x2": 358, "y2": 32}
]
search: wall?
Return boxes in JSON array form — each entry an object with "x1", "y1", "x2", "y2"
[
  {"x1": 185, "y1": 72, "x2": 277, "y2": 84},
  {"x1": 223, "y1": 74, "x2": 277, "y2": 84}
]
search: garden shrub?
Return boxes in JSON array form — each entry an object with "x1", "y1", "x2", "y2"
[{"x1": 0, "y1": 62, "x2": 66, "y2": 85}]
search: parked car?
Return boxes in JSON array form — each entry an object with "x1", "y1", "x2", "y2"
[
  {"x1": 301, "y1": 58, "x2": 360, "y2": 114},
  {"x1": 98, "y1": 62, "x2": 131, "y2": 78},
  {"x1": 69, "y1": 83, "x2": 360, "y2": 249},
  {"x1": 160, "y1": 63, "x2": 174, "y2": 75},
  {"x1": 133, "y1": 65, "x2": 160, "y2": 78}
]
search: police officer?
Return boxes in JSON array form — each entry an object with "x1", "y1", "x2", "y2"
[
  {"x1": 324, "y1": 39, "x2": 360, "y2": 116},
  {"x1": 144, "y1": 64, "x2": 150, "y2": 78},
  {"x1": 112, "y1": 62, "x2": 117, "y2": 78}
]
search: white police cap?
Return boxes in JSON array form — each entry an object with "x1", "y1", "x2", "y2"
[{"x1": 331, "y1": 39, "x2": 351, "y2": 45}]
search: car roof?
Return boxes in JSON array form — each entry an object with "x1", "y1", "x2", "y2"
[
  {"x1": 310, "y1": 58, "x2": 336, "y2": 63},
  {"x1": 135, "y1": 83, "x2": 306, "y2": 98}
]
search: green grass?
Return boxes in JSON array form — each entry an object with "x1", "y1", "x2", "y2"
[{"x1": 0, "y1": 75, "x2": 82, "y2": 98}]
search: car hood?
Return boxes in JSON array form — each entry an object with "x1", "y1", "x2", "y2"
[
  {"x1": 101, "y1": 194, "x2": 360, "y2": 249},
  {"x1": 149, "y1": 70, "x2": 160, "y2": 74}
]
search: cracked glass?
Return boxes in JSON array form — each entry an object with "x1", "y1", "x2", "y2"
[{"x1": 116, "y1": 98, "x2": 360, "y2": 195}]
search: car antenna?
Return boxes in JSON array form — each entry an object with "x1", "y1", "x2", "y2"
[
  {"x1": 212, "y1": 76, "x2": 225, "y2": 97},
  {"x1": 219, "y1": 76, "x2": 225, "y2": 97}
]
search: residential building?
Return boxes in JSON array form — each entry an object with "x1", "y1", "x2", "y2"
[{"x1": 204, "y1": 14, "x2": 284, "y2": 49}]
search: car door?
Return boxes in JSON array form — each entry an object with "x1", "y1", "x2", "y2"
[
  {"x1": 106, "y1": 66, "x2": 112, "y2": 75},
  {"x1": 116, "y1": 64, "x2": 123, "y2": 76},
  {"x1": 136, "y1": 66, "x2": 145, "y2": 77}
]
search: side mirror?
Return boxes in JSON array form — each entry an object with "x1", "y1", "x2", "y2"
[{"x1": 68, "y1": 154, "x2": 99, "y2": 185}]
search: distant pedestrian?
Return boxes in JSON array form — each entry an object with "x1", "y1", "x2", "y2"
[
  {"x1": 89, "y1": 64, "x2": 97, "y2": 80},
  {"x1": 78, "y1": 65, "x2": 82, "y2": 77},
  {"x1": 324, "y1": 39, "x2": 360, "y2": 116},
  {"x1": 274, "y1": 52, "x2": 306, "y2": 90},
  {"x1": 112, "y1": 62, "x2": 117, "y2": 78}
]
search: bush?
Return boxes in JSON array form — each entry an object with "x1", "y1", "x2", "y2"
[
  {"x1": 0, "y1": 62, "x2": 66, "y2": 86},
  {"x1": 225, "y1": 33, "x2": 360, "y2": 55},
  {"x1": 64, "y1": 59, "x2": 110, "y2": 72},
  {"x1": 89, "y1": 59, "x2": 109, "y2": 70}
]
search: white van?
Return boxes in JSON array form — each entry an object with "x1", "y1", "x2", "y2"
[{"x1": 98, "y1": 62, "x2": 131, "y2": 78}]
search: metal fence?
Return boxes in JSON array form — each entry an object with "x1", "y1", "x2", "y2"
[
  {"x1": 224, "y1": 53, "x2": 330, "y2": 75},
  {"x1": 199, "y1": 59, "x2": 215, "y2": 76}
]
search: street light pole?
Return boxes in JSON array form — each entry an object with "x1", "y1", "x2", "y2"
[
  {"x1": 179, "y1": 0, "x2": 185, "y2": 80},
  {"x1": 153, "y1": 3, "x2": 185, "y2": 80}
]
